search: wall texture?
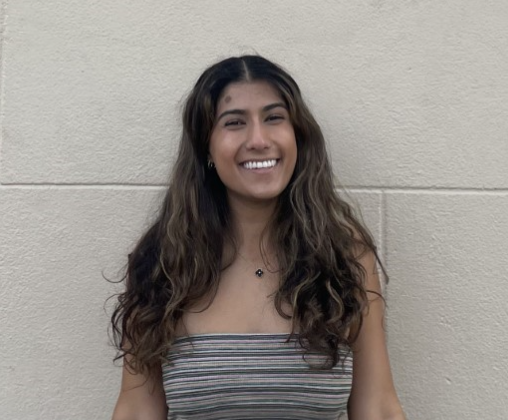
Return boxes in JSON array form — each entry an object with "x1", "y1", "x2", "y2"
[{"x1": 1, "y1": 1, "x2": 507, "y2": 419}]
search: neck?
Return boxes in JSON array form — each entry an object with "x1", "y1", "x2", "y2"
[{"x1": 227, "y1": 195, "x2": 277, "y2": 260}]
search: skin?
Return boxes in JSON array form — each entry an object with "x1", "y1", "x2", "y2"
[
  {"x1": 111, "y1": 81, "x2": 405, "y2": 420},
  {"x1": 347, "y1": 251, "x2": 406, "y2": 420},
  {"x1": 179, "y1": 81, "x2": 297, "y2": 336},
  {"x1": 208, "y1": 81, "x2": 297, "y2": 213}
]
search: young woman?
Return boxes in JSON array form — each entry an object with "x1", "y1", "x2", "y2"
[{"x1": 111, "y1": 55, "x2": 405, "y2": 420}]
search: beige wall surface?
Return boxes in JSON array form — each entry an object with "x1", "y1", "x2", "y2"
[{"x1": 1, "y1": 1, "x2": 507, "y2": 419}]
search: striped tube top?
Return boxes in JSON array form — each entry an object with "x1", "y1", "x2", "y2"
[{"x1": 162, "y1": 333, "x2": 353, "y2": 420}]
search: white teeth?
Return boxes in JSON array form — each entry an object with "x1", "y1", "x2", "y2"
[{"x1": 242, "y1": 159, "x2": 277, "y2": 170}]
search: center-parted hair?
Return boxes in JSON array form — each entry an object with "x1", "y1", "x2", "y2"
[{"x1": 111, "y1": 55, "x2": 385, "y2": 376}]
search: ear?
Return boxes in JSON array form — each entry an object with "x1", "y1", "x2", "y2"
[{"x1": 207, "y1": 155, "x2": 215, "y2": 169}]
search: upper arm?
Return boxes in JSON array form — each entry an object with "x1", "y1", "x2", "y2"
[
  {"x1": 112, "y1": 356, "x2": 167, "y2": 420},
  {"x1": 347, "y1": 250, "x2": 405, "y2": 420}
]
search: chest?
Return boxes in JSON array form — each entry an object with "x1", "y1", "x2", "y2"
[{"x1": 178, "y1": 262, "x2": 293, "y2": 335}]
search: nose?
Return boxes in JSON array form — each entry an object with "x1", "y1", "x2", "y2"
[{"x1": 245, "y1": 120, "x2": 270, "y2": 150}]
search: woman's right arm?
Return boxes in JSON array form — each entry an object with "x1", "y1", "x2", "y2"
[{"x1": 112, "y1": 355, "x2": 168, "y2": 420}]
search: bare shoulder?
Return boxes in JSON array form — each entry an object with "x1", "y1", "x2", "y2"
[
  {"x1": 112, "y1": 356, "x2": 167, "y2": 420},
  {"x1": 347, "y1": 249, "x2": 406, "y2": 420}
]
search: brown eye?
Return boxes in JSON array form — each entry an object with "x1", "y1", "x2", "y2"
[
  {"x1": 225, "y1": 120, "x2": 244, "y2": 127},
  {"x1": 266, "y1": 114, "x2": 283, "y2": 122}
]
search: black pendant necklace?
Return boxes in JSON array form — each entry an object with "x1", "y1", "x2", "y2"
[{"x1": 237, "y1": 251, "x2": 266, "y2": 279}]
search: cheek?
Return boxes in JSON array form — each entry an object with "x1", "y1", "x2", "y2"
[
  {"x1": 208, "y1": 133, "x2": 219, "y2": 158},
  {"x1": 287, "y1": 139, "x2": 298, "y2": 176},
  {"x1": 287, "y1": 133, "x2": 298, "y2": 161},
  {"x1": 213, "y1": 148, "x2": 237, "y2": 170},
  {"x1": 209, "y1": 144, "x2": 238, "y2": 182},
  {"x1": 209, "y1": 132, "x2": 236, "y2": 162}
]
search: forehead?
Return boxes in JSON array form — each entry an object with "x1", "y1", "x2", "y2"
[{"x1": 216, "y1": 81, "x2": 282, "y2": 113}]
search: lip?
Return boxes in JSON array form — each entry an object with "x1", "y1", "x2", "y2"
[
  {"x1": 239, "y1": 158, "x2": 280, "y2": 164},
  {"x1": 239, "y1": 158, "x2": 280, "y2": 172}
]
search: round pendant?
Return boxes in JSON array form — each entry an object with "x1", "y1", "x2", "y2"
[{"x1": 255, "y1": 268, "x2": 264, "y2": 278}]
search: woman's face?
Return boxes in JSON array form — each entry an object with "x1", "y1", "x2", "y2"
[{"x1": 208, "y1": 81, "x2": 297, "y2": 208}]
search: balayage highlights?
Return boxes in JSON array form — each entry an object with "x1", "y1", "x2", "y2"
[{"x1": 110, "y1": 55, "x2": 386, "y2": 376}]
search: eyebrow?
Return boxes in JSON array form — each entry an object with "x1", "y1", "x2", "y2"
[{"x1": 216, "y1": 102, "x2": 287, "y2": 122}]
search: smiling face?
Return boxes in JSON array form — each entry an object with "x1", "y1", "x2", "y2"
[{"x1": 208, "y1": 81, "x2": 297, "y2": 209}]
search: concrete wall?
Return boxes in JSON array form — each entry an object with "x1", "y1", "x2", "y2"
[{"x1": 1, "y1": 1, "x2": 507, "y2": 419}]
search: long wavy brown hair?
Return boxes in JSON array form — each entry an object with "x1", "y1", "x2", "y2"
[{"x1": 110, "y1": 55, "x2": 386, "y2": 377}]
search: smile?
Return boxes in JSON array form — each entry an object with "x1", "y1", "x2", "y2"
[{"x1": 241, "y1": 159, "x2": 278, "y2": 170}]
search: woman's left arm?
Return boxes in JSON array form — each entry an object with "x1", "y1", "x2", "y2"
[{"x1": 347, "y1": 250, "x2": 406, "y2": 420}]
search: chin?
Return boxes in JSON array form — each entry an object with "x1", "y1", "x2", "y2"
[
  {"x1": 249, "y1": 190, "x2": 285, "y2": 202},
  {"x1": 226, "y1": 183, "x2": 290, "y2": 205}
]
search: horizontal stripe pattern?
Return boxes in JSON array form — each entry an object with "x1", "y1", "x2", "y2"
[{"x1": 162, "y1": 334, "x2": 352, "y2": 420}]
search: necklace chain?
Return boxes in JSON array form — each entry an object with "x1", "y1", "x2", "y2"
[{"x1": 236, "y1": 252, "x2": 268, "y2": 279}]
